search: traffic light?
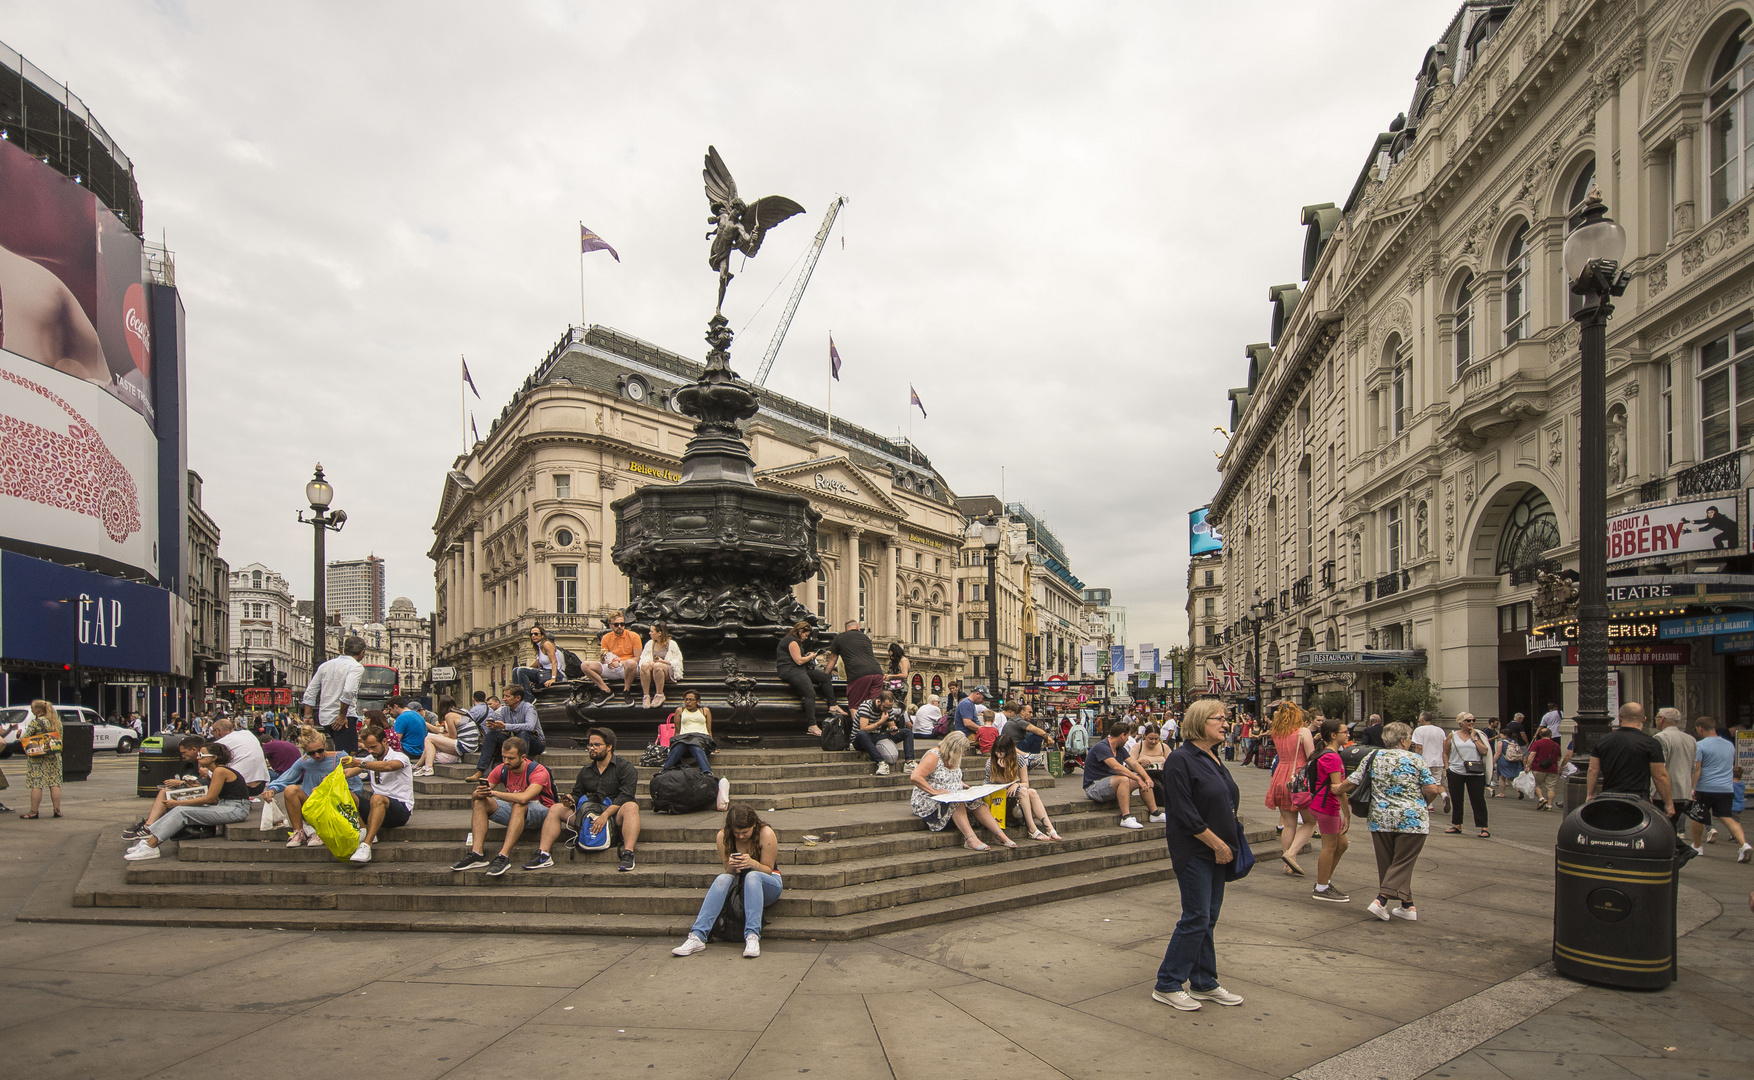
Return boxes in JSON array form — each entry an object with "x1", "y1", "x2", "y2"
[{"x1": 277, "y1": 671, "x2": 287, "y2": 688}]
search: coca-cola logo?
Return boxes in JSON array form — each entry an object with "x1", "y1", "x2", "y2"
[{"x1": 122, "y1": 283, "x2": 150, "y2": 375}]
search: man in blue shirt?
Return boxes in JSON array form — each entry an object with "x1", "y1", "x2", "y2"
[
  {"x1": 388, "y1": 698, "x2": 429, "y2": 762},
  {"x1": 953, "y1": 689, "x2": 985, "y2": 739},
  {"x1": 1689, "y1": 717, "x2": 1749, "y2": 861},
  {"x1": 1083, "y1": 721, "x2": 1164, "y2": 830},
  {"x1": 468, "y1": 685, "x2": 545, "y2": 780}
]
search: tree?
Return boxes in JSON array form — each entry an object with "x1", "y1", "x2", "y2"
[
  {"x1": 1313, "y1": 690, "x2": 1352, "y2": 721},
  {"x1": 1380, "y1": 674, "x2": 1442, "y2": 725}
]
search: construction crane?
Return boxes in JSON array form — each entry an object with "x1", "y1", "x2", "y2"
[{"x1": 754, "y1": 194, "x2": 848, "y2": 387}]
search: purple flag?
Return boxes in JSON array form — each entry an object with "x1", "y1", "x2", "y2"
[
  {"x1": 581, "y1": 222, "x2": 620, "y2": 262},
  {"x1": 830, "y1": 336, "x2": 842, "y2": 381},
  {"x1": 910, "y1": 385, "x2": 927, "y2": 418},
  {"x1": 471, "y1": 415, "x2": 481, "y2": 444},
  {"x1": 461, "y1": 356, "x2": 481, "y2": 399}
]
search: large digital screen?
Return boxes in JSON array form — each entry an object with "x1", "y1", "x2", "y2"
[
  {"x1": 0, "y1": 140, "x2": 159, "y2": 577},
  {"x1": 1190, "y1": 507, "x2": 1223, "y2": 555}
]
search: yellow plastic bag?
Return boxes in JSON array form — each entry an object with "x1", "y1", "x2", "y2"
[
  {"x1": 981, "y1": 787, "x2": 1007, "y2": 826},
  {"x1": 303, "y1": 762, "x2": 362, "y2": 859}
]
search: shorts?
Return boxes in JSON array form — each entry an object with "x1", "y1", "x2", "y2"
[
  {"x1": 357, "y1": 794, "x2": 412, "y2": 831},
  {"x1": 1689, "y1": 791, "x2": 1737, "y2": 825},
  {"x1": 1085, "y1": 777, "x2": 1128, "y2": 802},
  {"x1": 488, "y1": 800, "x2": 551, "y2": 828},
  {"x1": 602, "y1": 660, "x2": 629, "y2": 679},
  {"x1": 1313, "y1": 809, "x2": 1347, "y2": 836}
]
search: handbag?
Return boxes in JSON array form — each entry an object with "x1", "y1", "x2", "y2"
[
  {"x1": 658, "y1": 714, "x2": 677, "y2": 747},
  {"x1": 639, "y1": 742, "x2": 668, "y2": 767},
  {"x1": 1226, "y1": 825, "x2": 1254, "y2": 881},
  {"x1": 1463, "y1": 759, "x2": 1487, "y2": 775},
  {"x1": 23, "y1": 730, "x2": 62, "y2": 757}
]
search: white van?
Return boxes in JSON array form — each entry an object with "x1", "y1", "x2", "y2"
[{"x1": 0, "y1": 705, "x2": 137, "y2": 756}]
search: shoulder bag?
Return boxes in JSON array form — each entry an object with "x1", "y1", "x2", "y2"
[
  {"x1": 1226, "y1": 825, "x2": 1255, "y2": 881},
  {"x1": 23, "y1": 728, "x2": 62, "y2": 757}
]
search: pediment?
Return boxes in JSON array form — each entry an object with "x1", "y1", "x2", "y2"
[{"x1": 757, "y1": 456, "x2": 906, "y2": 518}]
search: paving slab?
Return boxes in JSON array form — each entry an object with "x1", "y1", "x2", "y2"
[
  {"x1": 441, "y1": 1021, "x2": 763, "y2": 1080},
  {"x1": 864, "y1": 988, "x2": 1069, "y2": 1080},
  {"x1": 530, "y1": 938, "x2": 820, "y2": 1030},
  {"x1": 868, "y1": 919, "x2": 1156, "y2": 1006},
  {"x1": 732, "y1": 990, "x2": 894, "y2": 1080},
  {"x1": 10, "y1": 1004, "x2": 282, "y2": 1080},
  {"x1": 795, "y1": 939, "x2": 983, "y2": 995},
  {"x1": 397, "y1": 935, "x2": 642, "y2": 986}
]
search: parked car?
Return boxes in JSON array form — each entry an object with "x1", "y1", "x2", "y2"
[{"x1": 0, "y1": 704, "x2": 138, "y2": 756}]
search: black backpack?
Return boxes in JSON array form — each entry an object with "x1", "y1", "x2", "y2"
[
  {"x1": 820, "y1": 712, "x2": 852, "y2": 752},
  {"x1": 708, "y1": 869, "x2": 767, "y2": 942},
  {"x1": 649, "y1": 764, "x2": 718, "y2": 814},
  {"x1": 560, "y1": 648, "x2": 586, "y2": 680}
]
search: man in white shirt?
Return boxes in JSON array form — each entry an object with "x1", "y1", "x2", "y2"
[
  {"x1": 211, "y1": 718, "x2": 269, "y2": 796},
  {"x1": 302, "y1": 636, "x2": 367, "y2": 752},
  {"x1": 346, "y1": 725, "x2": 415, "y2": 864},
  {"x1": 1540, "y1": 703, "x2": 1564, "y2": 740},
  {"x1": 1411, "y1": 711, "x2": 1450, "y2": 811},
  {"x1": 912, "y1": 694, "x2": 943, "y2": 736}
]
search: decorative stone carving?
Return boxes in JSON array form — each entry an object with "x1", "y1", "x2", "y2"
[
  {"x1": 1547, "y1": 321, "x2": 1582, "y2": 362},
  {"x1": 1680, "y1": 206, "x2": 1750, "y2": 274},
  {"x1": 1443, "y1": 477, "x2": 1456, "y2": 565},
  {"x1": 599, "y1": 470, "x2": 617, "y2": 489},
  {"x1": 1652, "y1": 275, "x2": 1754, "y2": 345},
  {"x1": 1500, "y1": 397, "x2": 1549, "y2": 422},
  {"x1": 1650, "y1": 260, "x2": 1669, "y2": 295},
  {"x1": 1650, "y1": 0, "x2": 1708, "y2": 109},
  {"x1": 1547, "y1": 424, "x2": 1564, "y2": 467},
  {"x1": 1416, "y1": 501, "x2": 1430, "y2": 555},
  {"x1": 1608, "y1": 408, "x2": 1628, "y2": 486},
  {"x1": 1462, "y1": 468, "x2": 1476, "y2": 505}
]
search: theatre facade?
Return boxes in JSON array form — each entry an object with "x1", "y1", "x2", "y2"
[
  {"x1": 429, "y1": 325, "x2": 969, "y2": 704},
  {"x1": 1208, "y1": 0, "x2": 1754, "y2": 728}
]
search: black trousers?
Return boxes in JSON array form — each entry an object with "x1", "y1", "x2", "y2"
[
  {"x1": 778, "y1": 666, "x2": 834, "y2": 723},
  {"x1": 1448, "y1": 770, "x2": 1488, "y2": 828}
]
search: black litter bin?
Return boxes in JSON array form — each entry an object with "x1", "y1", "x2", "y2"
[
  {"x1": 1553, "y1": 793, "x2": 1681, "y2": 988},
  {"x1": 136, "y1": 734, "x2": 193, "y2": 798},
  {"x1": 59, "y1": 722, "x2": 94, "y2": 782}
]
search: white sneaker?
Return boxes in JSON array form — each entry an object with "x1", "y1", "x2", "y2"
[
  {"x1": 1739, "y1": 844, "x2": 1752, "y2": 864},
  {"x1": 875, "y1": 762, "x2": 891, "y2": 776},
  {"x1": 1151, "y1": 988, "x2": 1202, "y2": 1011},
  {"x1": 1119, "y1": 816, "x2": 1144, "y2": 830},
  {"x1": 1692, "y1": 845, "x2": 1706, "y2": 857},
  {"x1": 1390, "y1": 906, "x2": 1418, "y2": 921},
  {"x1": 1706, "y1": 828, "x2": 1719, "y2": 844},
  {"x1": 743, "y1": 934, "x2": 761, "y2": 958},
  {"x1": 1148, "y1": 811, "x2": 1167, "y2": 824},
  {"x1": 350, "y1": 843, "x2": 372, "y2": 864},
  {"x1": 716, "y1": 777, "x2": 731, "y2": 812},
  {"x1": 124, "y1": 844, "x2": 161, "y2": 861},
  {"x1": 1366, "y1": 898, "x2": 1391, "y2": 921},
  {"x1": 672, "y1": 935, "x2": 707, "y2": 957},
  {"x1": 1189, "y1": 986, "x2": 1244, "y2": 1006}
]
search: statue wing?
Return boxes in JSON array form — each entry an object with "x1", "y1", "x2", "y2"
[
  {"x1": 737, "y1": 195, "x2": 806, "y2": 256},
  {"x1": 703, "y1": 146, "x2": 739, "y2": 208}
]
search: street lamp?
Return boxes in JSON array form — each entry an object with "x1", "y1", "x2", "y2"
[
  {"x1": 297, "y1": 464, "x2": 347, "y2": 669},
  {"x1": 1005, "y1": 666, "x2": 1014, "y2": 706},
  {"x1": 1249, "y1": 595, "x2": 1265, "y2": 723},
  {"x1": 982, "y1": 513, "x2": 1001, "y2": 698},
  {"x1": 1563, "y1": 188, "x2": 1629, "y2": 762}
]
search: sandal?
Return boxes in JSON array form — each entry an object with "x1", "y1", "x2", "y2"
[
  {"x1": 1444, "y1": 826, "x2": 1462, "y2": 834},
  {"x1": 19, "y1": 812, "x2": 38, "y2": 819},
  {"x1": 1047, "y1": 830, "x2": 1062, "y2": 841},
  {"x1": 1030, "y1": 830, "x2": 1052, "y2": 842},
  {"x1": 1478, "y1": 829, "x2": 1491, "y2": 838},
  {"x1": 53, "y1": 810, "x2": 62, "y2": 818},
  {"x1": 963, "y1": 838, "x2": 990, "y2": 851},
  {"x1": 998, "y1": 838, "x2": 1018, "y2": 849}
]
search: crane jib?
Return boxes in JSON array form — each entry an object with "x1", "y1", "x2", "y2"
[{"x1": 755, "y1": 195, "x2": 849, "y2": 387}]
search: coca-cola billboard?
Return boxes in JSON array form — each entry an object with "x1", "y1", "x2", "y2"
[{"x1": 0, "y1": 138, "x2": 153, "y2": 426}]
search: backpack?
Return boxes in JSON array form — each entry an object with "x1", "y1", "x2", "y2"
[
  {"x1": 820, "y1": 712, "x2": 852, "y2": 753},
  {"x1": 1065, "y1": 723, "x2": 1090, "y2": 756},
  {"x1": 708, "y1": 869, "x2": 766, "y2": 943},
  {"x1": 931, "y1": 709, "x2": 952, "y2": 737},
  {"x1": 575, "y1": 798, "x2": 615, "y2": 850},
  {"x1": 649, "y1": 765, "x2": 718, "y2": 813},
  {"x1": 561, "y1": 648, "x2": 586, "y2": 680},
  {"x1": 1344, "y1": 749, "x2": 1379, "y2": 817}
]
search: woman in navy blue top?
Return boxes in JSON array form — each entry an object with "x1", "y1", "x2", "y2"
[{"x1": 1153, "y1": 698, "x2": 1245, "y2": 1012}]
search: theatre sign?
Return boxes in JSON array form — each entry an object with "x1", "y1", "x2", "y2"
[{"x1": 1606, "y1": 495, "x2": 1745, "y2": 568}]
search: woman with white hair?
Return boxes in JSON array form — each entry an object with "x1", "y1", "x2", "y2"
[{"x1": 1340, "y1": 721, "x2": 1444, "y2": 921}]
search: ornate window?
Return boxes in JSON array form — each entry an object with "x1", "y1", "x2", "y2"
[
  {"x1": 1453, "y1": 272, "x2": 1475, "y2": 377},
  {"x1": 1495, "y1": 488, "x2": 1561, "y2": 584},
  {"x1": 1709, "y1": 22, "x2": 1754, "y2": 218},
  {"x1": 1699, "y1": 319, "x2": 1754, "y2": 459},
  {"x1": 858, "y1": 575, "x2": 869, "y2": 627},
  {"x1": 554, "y1": 565, "x2": 577, "y2": 614},
  {"x1": 252, "y1": 570, "x2": 262, "y2": 589},
  {"x1": 1503, "y1": 224, "x2": 1531, "y2": 345},
  {"x1": 911, "y1": 612, "x2": 920, "y2": 644},
  {"x1": 1384, "y1": 335, "x2": 1409, "y2": 436},
  {"x1": 816, "y1": 572, "x2": 828, "y2": 618},
  {"x1": 553, "y1": 473, "x2": 571, "y2": 500}
]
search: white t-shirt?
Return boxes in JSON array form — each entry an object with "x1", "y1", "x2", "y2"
[
  {"x1": 365, "y1": 748, "x2": 415, "y2": 810},
  {"x1": 1447, "y1": 730, "x2": 1488, "y2": 775},
  {"x1": 913, "y1": 704, "x2": 942, "y2": 735},
  {"x1": 216, "y1": 730, "x2": 269, "y2": 784},
  {"x1": 1411, "y1": 724, "x2": 1447, "y2": 769},
  {"x1": 1163, "y1": 718, "x2": 1179, "y2": 740}
]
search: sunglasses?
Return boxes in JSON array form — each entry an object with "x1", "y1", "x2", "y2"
[{"x1": 611, "y1": 622, "x2": 626, "y2": 628}]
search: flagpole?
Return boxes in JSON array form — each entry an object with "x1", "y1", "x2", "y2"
[
  {"x1": 826, "y1": 332, "x2": 833, "y2": 442},
  {"x1": 461, "y1": 355, "x2": 467, "y2": 455},
  {"x1": 578, "y1": 222, "x2": 586, "y2": 329}
]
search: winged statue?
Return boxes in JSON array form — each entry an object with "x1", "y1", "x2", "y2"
[{"x1": 704, "y1": 145, "x2": 805, "y2": 314}]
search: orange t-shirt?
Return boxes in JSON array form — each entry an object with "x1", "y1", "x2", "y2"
[{"x1": 600, "y1": 629, "x2": 641, "y2": 664}]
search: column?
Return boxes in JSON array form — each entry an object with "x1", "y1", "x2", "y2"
[
  {"x1": 1673, "y1": 124, "x2": 1696, "y2": 241},
  {"x1": 882, "y1": 538, "x2": 899, "y2": 639},
  {"x1": 842, "y1": 527, "x2": 862, "y2": 625}
]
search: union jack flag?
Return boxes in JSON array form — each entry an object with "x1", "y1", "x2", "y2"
[
  {"x1": 1206, "y1": 667, "x2": 1221, "y2": 695},
  {"x1": 1222, "y1": 660, "x2": 1242, "y2": 693}
]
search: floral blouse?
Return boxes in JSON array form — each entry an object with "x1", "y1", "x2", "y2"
[{"x1": 1347, "y1": 748, "x2": 1437, "y2": 834}]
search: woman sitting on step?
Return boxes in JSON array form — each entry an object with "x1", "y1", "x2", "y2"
[
  {"x1": 985, "y1": 732, "x2": 1060, "y2": 842},
  {"x1": 909, "y1": 730, "x2": 1014, "y2": 851},
  {"x1": 661, "y1": 690, "x2": 715, "y2": 775},
  {"x1": 412, "y1": 696, "x2": 481, "y2": 777},
  {"x1": 672, "y1": 803, "x2": 782, "y2": 959},
  {"x1": 123, "y1": 742, "x2": 250, "y2": 861}
]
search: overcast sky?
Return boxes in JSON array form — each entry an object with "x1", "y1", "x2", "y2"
[{"x1": 4, "y1": 1, "x2": 1453, "y2": 651}]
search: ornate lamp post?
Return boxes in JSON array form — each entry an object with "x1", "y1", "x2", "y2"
[
  {"x1": 1563, "y1": 190, "x2": 1629, "y2": 761},
  {"x1": 982, "y1": 513, "x2": 1001, "y2": 697},
  {"x1": 1249, "y1": 595, "x2": 1265, "y2": 721},
  {"x1": 297, "y1": 465, "x2": 346, "y2": 669}
]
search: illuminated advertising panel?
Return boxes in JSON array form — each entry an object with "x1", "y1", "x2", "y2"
[
  {"x1": 0, "y1": 139, "x2": 158, "y2": 576},
  {"x1": 1190, "y1": 507, "x2": 1223, "y2": 555}
]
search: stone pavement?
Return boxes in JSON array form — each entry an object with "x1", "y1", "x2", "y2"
[{"x1": 1, "y1": 753, "x2": 1749, "y2": 1079}]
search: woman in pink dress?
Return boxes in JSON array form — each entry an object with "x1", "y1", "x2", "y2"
[{"x1": 1264, "y1": 702, "x2": 1318, "y2": 875}]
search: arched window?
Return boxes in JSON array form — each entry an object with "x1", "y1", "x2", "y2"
[
  {"x1": 1710, "y1": 22, "x2": 1754, "y2": 217},
  {"x1": 1453, "y1": 272, "x2": 1475, "y2": 377},
  {"x1": 1564, "y1": 160, "x2": 1596, "y2": 316},
  {"x1": 1495, "y1": 487, "x2": 1561, "y2": 584},
  {"x1": 1503, "y1": 224, "x2": 1531, "y2": 345}
]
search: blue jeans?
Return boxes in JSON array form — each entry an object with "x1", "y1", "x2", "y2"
[
  {"x1": 689, "y1": 871, "x2": 783, "y2": 939},
  {"x1": 512, "y1": 666, "x2": 560, "y2": 699},
  {"x1": 854, "y1": 728, "x2": 913, "y2": 763},
  {"x1": 476, "y1": 727, "x2": 544, "y2": 773},
  {"x1": 1156, "y1": 853, "x2": 1226, "y2": 993},
  {"x1": 662, "y1": 743, "x2": 712, "y2": 774},
  {"x1": 1018, "y1": 732, "x2": 1044, "y2": 754}
]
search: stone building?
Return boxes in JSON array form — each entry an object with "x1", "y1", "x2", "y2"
[
  {"x1": 429, "y1": 325, "x2": 969, "y2": 703},
  {"x1": 226, "y1": 563, "x2": 299, "y2": 694},
  {"x1": 185, "y1": 471, "x2": 229, "y2": 713},
  {"x1": 1186, "y1": 551, "x2": 1225, "y2": 694},
  {"x1": 385, "y1": 597, "x2": 432, "y2": 693},
  {"x1": 1209, "y1": 0, "x2": 1754, "y2": 727}
]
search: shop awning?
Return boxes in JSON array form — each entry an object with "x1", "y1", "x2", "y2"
[{"x1": 1296, "y1": 649, "x2": 1426, "y2": 673}]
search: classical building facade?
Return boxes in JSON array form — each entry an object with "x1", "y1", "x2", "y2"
[
  {"x1": 186, "y1": 471, "x2": 229, "y2": 712},
  {"x1": 385, "y1": 597, "x2": 432, "y2": 693},
  {"x1": 429, "y1": 325, "x2": 969, "y2": 703},
  {"x1": 226, "y1": 563, "x2": 300, "y2": 693},
  {"x1": 1210, "y1": 0, "x2": 1754, "y2": 727},
  {"x1": 1186, "y1": 551, "x2": 1225, "y2": 693}
]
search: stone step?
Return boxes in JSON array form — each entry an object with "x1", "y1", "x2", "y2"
[
  {"x1": 434, "y1": 759, "x2": 941, "y2": 782},
  {"x1": 128, "y1": 819, "x2": 1156, "y2": 891},
  {"x1": 414, "y1": 769, "x2": 1052, "y2": 800},
  {"x1": 99, "y1": 842, "x2": 1172, "y2": 918},
  {"x1": 482, "y1": 745, "x2": 1001, "y2": 768},
  {"x1": 191, "y1": 802, "x2": 1126, "y2": 867}
]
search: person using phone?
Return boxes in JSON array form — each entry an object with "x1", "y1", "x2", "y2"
[{"x1": 671, "y1": 804, "x2": 782, "y2": 959}]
